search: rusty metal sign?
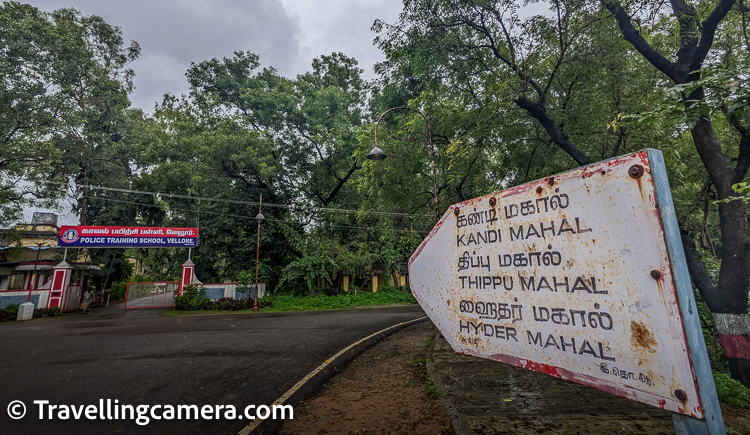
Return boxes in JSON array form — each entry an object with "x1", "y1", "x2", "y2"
[{"x1": 409, "y1": 150, "x2": 714, "y2": 420}]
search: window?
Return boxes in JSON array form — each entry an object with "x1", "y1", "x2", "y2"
[{"x1": 9, "y1": 273, "x2": 25, "y2": 290}]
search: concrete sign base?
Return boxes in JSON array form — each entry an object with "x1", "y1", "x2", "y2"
[{"x1": 17, "y1": 302, "x2": 35, "y2": 321}]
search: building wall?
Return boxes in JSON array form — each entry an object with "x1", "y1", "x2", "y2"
[
  {"x1": 0, "y1": 294, "x2": 42, "y2": 310},
  {"x1": 13, "y1": 225, "x2": 60, "y2": 247}
]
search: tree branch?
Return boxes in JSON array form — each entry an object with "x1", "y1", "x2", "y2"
[
  {"x1": 681, "y1": 229, "x2": 721, "y2": 307},
  {"x1": 514, "y1": 97, "x2": 591, "y2": 165},
  {"x1": 600, "y1": 0, "x2": 678, "y2": 81},
  {"x1": 733, "y1": 132, "x2": 750, "y2": 184},
  {"x1": 669, "y1": 0, "x2": 700, "y2": 75},
  {"x1": 319, "y1": 161, "x2": 362, "y2": 207},
  {"x1": 691, "y1": 0, "x2": 737, "y2": 74}
]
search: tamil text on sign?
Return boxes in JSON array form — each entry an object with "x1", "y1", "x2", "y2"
[
  {"x1": 58, "y1": 226, "x2": 199, "y2": 248},
  {"x1": 408, "y1": 151, "x2": 702, "y2": 417}
]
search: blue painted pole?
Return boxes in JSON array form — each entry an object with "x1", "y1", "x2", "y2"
[{"x1": 646, "y1": 149, "x2": 725, "y2": 435}]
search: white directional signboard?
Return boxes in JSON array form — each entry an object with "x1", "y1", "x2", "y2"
[{"x1": 409, "y1": 150, "x2": 719, "y2": 423}]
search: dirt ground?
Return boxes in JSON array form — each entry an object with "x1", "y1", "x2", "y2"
[
  {"x1": 279, "y1": 322, "x2": 455, "y2": 435},
  {"x1": 723, "y1": 404, "x2": 750, "y2": 434},
  {"x1": 277, "y1": 320, "x2": 750, "y2": 435}
]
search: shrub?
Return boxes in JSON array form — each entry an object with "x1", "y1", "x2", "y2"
[
  {"x1": 0, "y1": 304, "x2": 59, "y2": 322},
  {"x1": 4, "y1": 303, "x2": 20, "y2": 317},
  {"x1": 131, "y1": 274, "x2": 150, "y2": 283},
  {"x1": 174, "y1": 294, "x2": 272, "y2": 311},
  {"x1": 0, "y1": 303, "x2": 21, "y2": 322},
  {"x1": 182, "y1": 284, "x2": 206, "y2": 300},
  {"x1": 111, "y1": 281, "x2": 128, "y2": 301},
  {"x1": 714, "y1": 371, "x2": 750, "y2": 409},
  {"x1": 33, "y1": 307, "x2": 61, "y2": 318},
  {"x1": 0, "y1": 309, "x2": 14, "y2": 322},
  {"x1": 174, "y1": 295, "x2": 198, "y2": 310}
]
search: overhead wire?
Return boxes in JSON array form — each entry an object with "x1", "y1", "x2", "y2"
[
  {"x1": 91, "y1": 196, "x2": 430, "y2": 235},
  {"x1": 78, "y1": 184, "x2": 427, "y2": 218}
]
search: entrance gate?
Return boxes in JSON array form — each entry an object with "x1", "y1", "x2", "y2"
[
  {"x1": 55, "y1": 225, "x2": 199, "y2": 311},
  {"x1": 124, "y1": 281, "x2": 179, "y2": 310}
]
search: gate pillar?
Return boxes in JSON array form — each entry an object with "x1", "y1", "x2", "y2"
[
  {"x1": 48, "y1": 261, "x2": 72, "y2": 309},
  {"x1": 179, "y1": 259, "x2": 195, "y2": 296}
]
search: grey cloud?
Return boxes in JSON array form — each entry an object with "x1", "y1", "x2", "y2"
[
  {"x1": 280, "y1": 0, "x2": 401, "y2": 79},
  {"x1": 24, "y1": 0, "x2": 404, "y2": 111},
  {"x1": 27, "y1": 0, "x2": 303, "y2": 110}
]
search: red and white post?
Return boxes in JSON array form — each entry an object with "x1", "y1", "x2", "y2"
[{"x1": 179, "y1": 259, "x2": 195, "y2": 296}]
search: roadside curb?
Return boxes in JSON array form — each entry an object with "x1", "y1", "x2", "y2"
[
  {"x1": 426, "y1": 332, "x2": 472, "y2": 435},
  {"x1": 243, "y1": 316, "x2": 429, "y2": 435}
]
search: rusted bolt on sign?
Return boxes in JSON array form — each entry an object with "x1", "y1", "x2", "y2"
[{"x1": 628, "y1": 165, "x2": 644, "y2": 178}]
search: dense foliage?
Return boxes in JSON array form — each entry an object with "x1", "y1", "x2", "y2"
[
  {"x1": 171, "y1": 284, "x2": 415, "y2": 313},
  {"x1": 174, "y1": 295, "x2": 272, "y2": 311},
  {"x1": 173, "y1": 284, "x2": 272, "y2": 311},
  {"x1": 0, "y1": 303, "x2": 19, "y2": 322},
  {"x1": 714, "y1": 371, "x2": 750, "y2": 409}
]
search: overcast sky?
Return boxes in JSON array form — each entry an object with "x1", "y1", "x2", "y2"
[
  {"x1": 22, "y1": 0, "x2": 404, "y2": 224},
  {"x1": 26, "y1": 0, "x2": 403, "y2": 112}
]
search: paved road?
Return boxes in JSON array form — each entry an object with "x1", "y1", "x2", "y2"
[{"x1": 0, "y1": 304, "x2": 425, "y2": 434}]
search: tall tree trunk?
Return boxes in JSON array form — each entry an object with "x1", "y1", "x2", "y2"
[
  {"x1": 691, "y1": 119, "x2": 750, "y2": 386},
  {"x1": 78, "y1": 157, "x2": 92, "y2": 226},
  {"x1": 601, "y1": 0, "x2": 750, "y2": 386}
]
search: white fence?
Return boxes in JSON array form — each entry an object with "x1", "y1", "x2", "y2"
[{"x1": 200, "y1": 283, "x2": 266, "y2": 300}]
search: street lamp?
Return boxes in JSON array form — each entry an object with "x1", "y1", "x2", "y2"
[
  {"x1": 253, "y1": 194, "x2": 265, "y2": 312},
  {"x1": 367, "y1": 106, "x2": 440, "y2": 221},
  {"x1": 19, "y1": 236, "x2": 50, "y2": 321},
  {"x1": 367, "y1": 146, "x2": 387, "y2": 161}
]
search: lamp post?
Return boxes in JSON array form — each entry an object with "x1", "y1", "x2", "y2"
[
  {"x1": 367, "y1": 106, "x2": 440, "y2": 222},
  {"x1": 19, "y1": 239, "x2": 46, "y2": 321},
  {"x1": 26, "y1": 241, "x2": 43, "y2": 303},
  {"x1": 253, "y1": 194, "x2": 265, "y2": 312}
]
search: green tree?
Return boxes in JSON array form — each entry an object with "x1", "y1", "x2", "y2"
[
  {"x1": 134, "y1": 52, "x2": 376, "y2": 286},
  {"x1": 0, "y1": 2, "x2": 140, "y2": 225},
  {"x1": 367, "y1": 0, "x2": 656, "y2": 220},
  {"x1": 599, "y1": 0, "x2": 750, "y2": 385},
  {"x1": 373, "y1": 0, "x2": 750, "y2": 384}
]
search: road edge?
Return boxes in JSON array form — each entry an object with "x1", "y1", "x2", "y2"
[
  {"x1": 426, "y1": 331, "x2": 472, "y2": 435},
  {"x1": 240, "y1": 315, "x2": 429, "y2": 435}
]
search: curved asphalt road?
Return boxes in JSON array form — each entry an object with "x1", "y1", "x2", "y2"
[{"x1": 0, "y1": 304, "x2": 425, "y2": 434}]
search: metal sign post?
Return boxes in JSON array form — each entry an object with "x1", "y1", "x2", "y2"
[
  {"x1": 648, "y1": 150, "x2": 724, "y2": 433},
  {"x1": 408, "y1": 149, "x2": 724, "y2": 433}
]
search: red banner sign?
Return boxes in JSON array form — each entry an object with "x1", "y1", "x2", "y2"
[{"x1": 58, "y1": 226, "x2": 199, "y2": 247}]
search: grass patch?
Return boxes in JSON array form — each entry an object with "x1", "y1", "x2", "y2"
[
  {"x1": 401, "y1": 379, "x2": 420, "y2": 387},
  {"x1": 424, "y1": 377, "x2": 440, "y2": 399},
  {"x1": 727, "y1": 419, "x2": 750, "y2": 435},
  {"x1": 260, "y1": 289, "x2": 417, "y2": 312},
  {"x1": 164, "y1": 287, "x2": 417, "y2": 316}
]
